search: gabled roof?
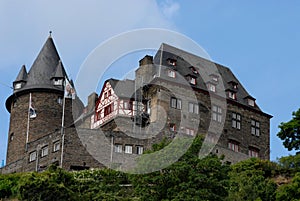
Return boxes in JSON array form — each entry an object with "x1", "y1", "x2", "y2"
[{"x1": 14, "y1": 65, "x2": 27, "y2": 83}]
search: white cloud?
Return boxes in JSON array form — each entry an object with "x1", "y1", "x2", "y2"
[{"x1": 160, "y1": 0, "x2": 180, "y2": 19}]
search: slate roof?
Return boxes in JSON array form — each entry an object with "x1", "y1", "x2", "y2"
[
  {"x1": 6, "y1": 35, "x2": 69, "y2": 112},
  {"x1": 14, "y1": 65, "x2": 27, "y2": 83},
  {"x1": 106, "y1": 78, "x2": 143, "y2": 100},
  {"x1": 153, "y1": 43, "x2": 263, "y2": 111}
]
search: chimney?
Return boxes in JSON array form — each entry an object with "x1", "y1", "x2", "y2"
[
  {"x1": 87, "y1": 92, "x2": 98, "y2": 112},
  {"x1": 139, "y1": 55, "x2": 153, "y2": 66}
]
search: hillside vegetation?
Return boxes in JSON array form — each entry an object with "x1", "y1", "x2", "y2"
[{"x1": 1, "y1": 136, "x2": 300, "y2": 201}]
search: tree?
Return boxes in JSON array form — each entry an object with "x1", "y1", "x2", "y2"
[
  {"x1": 278, "y1": 109, "x2": 300, "y2": 151},
  {"x1": 276, "y1": 172, "x2": 300, "y2": 201}
]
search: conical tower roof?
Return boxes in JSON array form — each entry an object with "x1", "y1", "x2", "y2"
[
  {"x1": 6, "y1": 35, "x2": 68, "y2": 112},
  {"x1": 14, "y1": 65, "x2": 27, "y2": 83}
]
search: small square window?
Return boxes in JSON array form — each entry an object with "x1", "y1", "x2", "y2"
[
  {"x1": 208, "y1": 84, "x2": 216, "y2": 92},
  {"x1": 14, "y1": 83, "x2": 22, "y2": 89},
  {"x1": 54, "y1": 78, "x2": 63, "y2": 86},
  {"x1": 228, "y1": 91, "x2": 236, "y2": 100},
  {"x1": 248, "y1": 99, "x2": 255, "y2": 106},
  {"x1": 189, "y1": 77, "x2": 196, "y2": 85}
]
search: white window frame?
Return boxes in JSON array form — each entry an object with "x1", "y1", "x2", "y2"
[
  {"x1": 232, "y1": 112, "x2": 241, "y2": 130},
  {"x1": 41, "y1": 146, "x2": 48, "y2": 157},
  {"x1": 212, "y1": 105, "x2": 222, "y2": 122},
  {"x1": 208, "y1": 83, "x2": 216, "y2": 92},
  {"x1": 125, "y1": 145, "x2": 133, "y2": 154},
  {"x1": 188, "y1": 102, "x2": 199, "y2": 114},
  {"x1": 189, "y1": 77, "x2": 196, "y2": 85},
  {"x1": 53, "y1": 141, "x2": 60, "y2": 152},
  {"x1": 248, "y1": 99, "x2": 255, "y2": 106},
  {"x1": 167, "y1": 69, "x2": 176, "y2": 78},
  {"x1": 29, "y1": 151, "x2": 37, "y2": 162},
  {"x1": 14, "y1": 82, "x2": 22, "y2": 89},
  {"x1": 170, "y1": 97, "x2": 182, "y2": 109},
  {"x1": 136, "y1": 146, "x2": 144, "y2": 155},
  {"x1": 228, "y1": 91, "x2": 236, "y2": 100},
  {"x1": 114, "y1": 144, "x2": 122, "y2": 153},
  {"x1": 54, "y1": 78, "x2": 63, "y2": 86}
]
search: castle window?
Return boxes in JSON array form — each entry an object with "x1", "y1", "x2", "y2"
[
  {"x1": 104, "y1": 103, "x2": 114, "y2": 116},
  {"x1": 14, "y1": 82, "x2": 22, "y2": 89},
  {"x1": 228, "y1": 140, "x2": 239, "y2": 152},
  {"x1": 207, "y1": 83, "x2": 216, "y2": 92},
  {"x1": 57, "y1": 96, "x2": 63, "y2": 104},
  {"x1": 114, "y1": 144, "x2": 122, "y2": 153},
  {"x1": 186, "y1": 128, "x2": 195, "y2": 136},
  {"x1": 10, "y1": 133, "x2": 14, "y2": 141},
  {"x1": 123, "y1": 101, "x2": 133, "y2": 110},
  {"x1": 228, "y1": 91, "x2": 236, "y2": 100},
  {"x1": 29, "y1": 151, "x2": 37, "y2": 162},
  {"x1": 167, "y1": 58, "x2": 177, "y2": 66},
  {"x1": 249, "y1": 147, "x2": 259, "y2": 157},
  {"x1": 232, "y1": 112, "x2": 241, "y2": 130},
  {"x1": 188, "y1": 76, "x2": 196, "y2": 85},
  {"x1": 170, "y1": 97, "x2": 182, "y2": 109},
  {"x1": 54, "y1": 78, "x2": 63, "y2": 86},
  {"x1": 53, "y1": 141, "x2": 60, "y2": 152},
  {"x1": 167, "y1": 69, "x2": 176, "y2": 78},
  {"x1": 136, "y1": 146, "x2": 144, "y2": 155},
  {"x1": 41, "y1": 146, "x2": 48, "y2": 157},
  {"x1": 251, "y1": 120, "x2": 260, "y2": 136},
  {"x1": 169, "y1": 123, "x2": 176, "y2": 132},
  {"x1": 212, "y1": 105, "x2": 222, "y2": 122},
  {"x1": 190, "y1": 66, "x2": 199, "y2": 74},
  {"x1": 188, "y1": 102, "x2": 199, "y2": 114},
  {"x1": 125, "y1": 145, "x2": 133, "y2": 154},
  {"x1": 248, "y1": 99, "x2": 255, "y2": 106}
]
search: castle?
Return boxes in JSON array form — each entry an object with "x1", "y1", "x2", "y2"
[{"x1": 0, "y1": 35, "x2": 272, "y2": 173}]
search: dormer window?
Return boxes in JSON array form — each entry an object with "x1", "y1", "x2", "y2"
[
  {"x1": 167, "y1": 69, "x2": 176, "y2": 78},
  {"x1": 207, "y1": 83, "x2": 216, "y2": 92},
  {"x1": 167, "y1": 58, "x2": 177, "y2": 66},
  {"x1": 187, "y1": 76, "x2": 196, "y2": 85},
  {"x1": 14, "y1": 82, "x2": 22, "y2": 89},
  {"x1": 228, "y1": 81, "x2": 238, "y2": 90},
  {"x1": 190, "y1": 66, "x2": 199, "y2": 74},
  {"x1": 248, "y1": 99, "x2": 255, "y2": 106},
  {"x1": 228, "y1": 91, "x2": 236, "y2": 100},
  {"x1": 210, "y1": 74, "x2": 219, "y2": 83},
  {"x1": 54, "y1": 78, "x2": 63, "y2": 86}
]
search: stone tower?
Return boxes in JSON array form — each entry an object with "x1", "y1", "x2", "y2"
[{"x1": 5, "y1": 35, "x2": 72, "y2": 165}]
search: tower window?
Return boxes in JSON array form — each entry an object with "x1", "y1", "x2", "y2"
[
  {"x1": 248, "y1": 99, "x2": 255, "y2": 106},
  {"x1": 54, "y1": 78, "x2": 63, "y2": 86},
  {"x1": 207, "y1": 83, "x2": 216, "y2": 92},
  {"x1": 228, "y1": 91, "x2": 237, "y2": 100},
  {"x1": 167, "y1": 58, "x2": 177, "y2": 66},
  {"x1": 190, "y1": 66, "x2": 199, "y2": 74},
  {"x1": 188, "y1": 76, "x2": 196, "y2": 85},
  {"x1": 186, "y1": 128, "x2": 195, "y2": 136},
  {"x1": 14, "y1": 83, "x2": 22, "y2": 89},
  {"x1": 188, "y1": 102, "x2": 199, "y2": 114},
  {"x1": 10, "y1": 133, "x2": 14, "y2": 141}
]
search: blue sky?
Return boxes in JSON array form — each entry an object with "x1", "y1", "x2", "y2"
[{"x1": 0, "y1": 0, "x2": 299, "y2": 163}]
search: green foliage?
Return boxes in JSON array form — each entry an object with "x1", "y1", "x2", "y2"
[
  {"x1": 0, "y1": 173, "x2": 21, "y2": 199},
  {"x1": 226, "y1": 158, "x2": 278, "y2": 201},
  {"x1": 278, "y1": 109, "x2": 300, "y2": 151},
  {"x1": 130, "y1": 135, "x2": 230, "y2": 201},
  {"x1": 278, "y1": 154, "x2": 300, "y2": 176},
  {"x1": 276, "y1": 172, "x2": 300, "y2": 201}
]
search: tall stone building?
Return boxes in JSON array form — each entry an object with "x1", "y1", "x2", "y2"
[{"x1": 1, "y1": 35, "x2": 272, "y2": 173}]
